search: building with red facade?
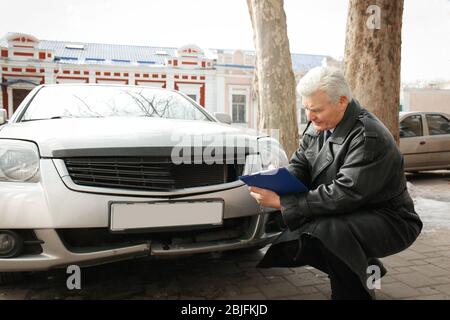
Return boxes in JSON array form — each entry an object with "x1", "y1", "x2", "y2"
[{"x1": 1, "y1": 32, "x2": 333, "y2": 130}]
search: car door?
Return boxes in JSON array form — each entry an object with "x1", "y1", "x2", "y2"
[
  {"x1": 399, "y1": 114, "x2": 428, "y2": 170},
  {"x1": 423, "y1": 113, "x2": 450, "y2": 169}
]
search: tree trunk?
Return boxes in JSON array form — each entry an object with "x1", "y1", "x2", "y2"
[
  {"x1": 344, "y1": 0, "x2": 404, "y2": 143},
  {"x1": 247, "y1": 0, "x2": 299, "y2": 159}
]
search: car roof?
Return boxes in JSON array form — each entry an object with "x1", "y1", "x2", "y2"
[{"x1": 400, "y1": 111, "x2": 450, "y2": 119}]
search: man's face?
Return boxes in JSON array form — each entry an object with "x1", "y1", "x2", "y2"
[{"x1": 302, "y1": 90, "x2": 348, "y2": 132}]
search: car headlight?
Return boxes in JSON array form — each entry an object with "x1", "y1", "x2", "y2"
[
  {"x1": 0, "y1": 140, "x2": 40, "y2": 182},
  {"x1": 244, "y1": 137, "x2": 289, "y2": 174},
  {"x1": 258, "y1": 137, "x2": 289, "y2": 170}
]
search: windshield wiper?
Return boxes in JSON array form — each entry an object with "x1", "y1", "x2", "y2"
[{"x1": 21, "y1": 116, "x2": 66, "y2": 122}]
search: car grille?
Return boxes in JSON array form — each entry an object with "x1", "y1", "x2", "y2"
[{"x1": 64, "y1": 157, "x2": 245, "y2": 191}]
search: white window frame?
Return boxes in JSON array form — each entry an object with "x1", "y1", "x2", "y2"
[
  {"x1": 4, "y1": 78, "x2": 39, "y2": 117},
  {"x1": 229, "y1": 85, "x2": 249, "y2": 125},
  {"x1": 176, "y1": 82, "x2": 202, "y2": 104},
  {"x1": 56, "y1": 78, "x2": 89, "y2": 84},
  {"x1": 95, "y1": 79, "x2": 127, "y2": 85},
  {"x1": 136, "y1": 81, "x2": 165, "y2": 88}
]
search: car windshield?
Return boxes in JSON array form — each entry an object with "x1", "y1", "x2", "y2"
[{"x1": 20, "y1": 85, "x2": 212, "y2": 122}]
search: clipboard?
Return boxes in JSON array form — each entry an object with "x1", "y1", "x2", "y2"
[{"x1": 239, "y1": 167, "x2": 309, "y2": 195}]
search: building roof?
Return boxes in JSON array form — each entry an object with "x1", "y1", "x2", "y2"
[
  {"x1": 0, "y1": 37, "x2": 330, "y2": 72},
  {"x1": 41, "y1": 40, "x2": 179, "y2": 66}
]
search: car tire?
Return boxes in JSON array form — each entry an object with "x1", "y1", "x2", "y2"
[{"x1": 0, "y1": 272, "x2": 25, "y2": 286}]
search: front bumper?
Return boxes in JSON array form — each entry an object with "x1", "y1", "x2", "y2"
[
  {"x1": 1, "y1": 159, "x2": 281, "y2": 272},
  {"x1": 0, "y1": 222, "x2": 279, "y2": 272}
]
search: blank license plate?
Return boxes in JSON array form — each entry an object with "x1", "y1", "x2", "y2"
[{"x1": 110, "y1": 200, "x2": 223, "y2": 231}]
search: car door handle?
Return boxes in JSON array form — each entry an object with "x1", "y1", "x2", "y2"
[{"x1": 419, "y1": 141, "x2": 426, "y2": 145}]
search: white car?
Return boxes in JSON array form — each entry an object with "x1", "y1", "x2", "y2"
[{"x1": 0, "y1": 84, "x2": 288, "y2": 283}]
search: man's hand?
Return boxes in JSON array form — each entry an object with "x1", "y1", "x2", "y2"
[{"x1": 248, "y1": 186, "x2": 281, "y2": 210}]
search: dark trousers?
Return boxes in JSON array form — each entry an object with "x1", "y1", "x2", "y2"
[{"x1": 283, "y1": 235, "x2": 373, "y2": 300}]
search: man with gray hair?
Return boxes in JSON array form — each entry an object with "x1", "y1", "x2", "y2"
[{"x1": 248, "y1": 66, "x2": 422, "y2": 299}]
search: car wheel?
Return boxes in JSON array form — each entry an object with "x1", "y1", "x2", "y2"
[{"x1": 0, "y1": 272, "x2": 25, "y2": 286}]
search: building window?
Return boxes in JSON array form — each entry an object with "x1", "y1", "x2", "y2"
[
  {"x1": 232, "y1": 94, "x2": 246, "y2": 123},
  {"x1": 187, "y1": 94, "x2": 197, "y2": 102}
]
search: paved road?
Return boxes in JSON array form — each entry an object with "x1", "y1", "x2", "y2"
[
  {"x1": 1, "y1": 171, "x2": 449, "y2": 300},
  {"x1": 407, "y1": 171, "x2": 450, "y2": 231}
]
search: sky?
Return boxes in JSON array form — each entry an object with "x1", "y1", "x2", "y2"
[{"x1": 1, "y1": 0, "x2": 449, "y2": 83}]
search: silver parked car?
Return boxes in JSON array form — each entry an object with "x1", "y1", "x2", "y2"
[
  {"x1": 399, "y1": 111, "x2": 450, "y2": 172},
  {"x1": 0, "y1": 84, "x2": 287, "y2": 283}
]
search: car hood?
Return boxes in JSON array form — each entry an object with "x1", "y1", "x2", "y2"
[{"x1": 0, "y1": 117, "x2": 260, "y2": 158}]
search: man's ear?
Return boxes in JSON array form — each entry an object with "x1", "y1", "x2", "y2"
[{"x1": 339, "y1": 96, "x2": 349, "y2": 109}]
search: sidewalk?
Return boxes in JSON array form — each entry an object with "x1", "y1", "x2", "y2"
[{"x1": 3, "y1": 229, "x2": 448, "y2": 300}]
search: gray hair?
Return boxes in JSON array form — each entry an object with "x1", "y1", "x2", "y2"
[{"x1": 297, "y1": 66, "x2": 353, "y2": 104}]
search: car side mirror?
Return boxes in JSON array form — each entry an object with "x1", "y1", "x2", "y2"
[
  {"x1": 0, "y1": 109, "x2": 7, "y2": 125},
  {"x1": 214, "y1": 112, "x2": 232, "y2": 125}
]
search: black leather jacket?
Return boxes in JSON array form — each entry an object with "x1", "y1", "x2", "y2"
[{"x1": 280, "y1": 99, "x2": 420, "y2": 231}]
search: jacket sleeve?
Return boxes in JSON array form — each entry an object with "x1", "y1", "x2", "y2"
[{"x1": 280, "y1": 129, "x2": 395, "y2": 231}]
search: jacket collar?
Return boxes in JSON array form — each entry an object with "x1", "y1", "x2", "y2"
[{"x1": 303, "y1": 99, "x2": 362, "y2": 145}]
